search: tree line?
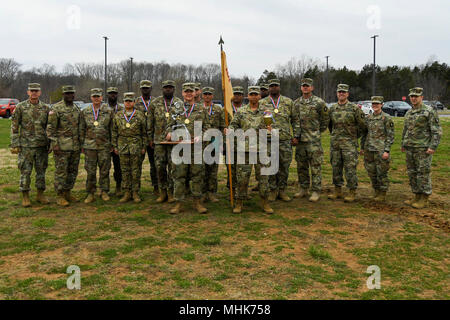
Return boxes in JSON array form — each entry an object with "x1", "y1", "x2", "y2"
[{"x1": 0, "y1": 56, "x2": 448, "y2": 106}]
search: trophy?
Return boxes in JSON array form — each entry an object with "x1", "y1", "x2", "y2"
[{"x1": 263, "y1": 114, "x2": 273, "y2": 127}]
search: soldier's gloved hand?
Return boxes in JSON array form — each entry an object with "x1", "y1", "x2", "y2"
[{"x1": 10, "y1": 147, "x2": 20, "y2": 154}]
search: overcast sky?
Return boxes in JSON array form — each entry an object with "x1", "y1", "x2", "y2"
[{"x1": 2, "y1": 0, "x2": 449, "y2": 78}]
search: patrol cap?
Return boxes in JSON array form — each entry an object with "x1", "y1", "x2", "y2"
[
  {"x1": 301, "y1": 78, "x2": 314, "y2": 86},
  {"x1": 202, "y1": 87, "x2": 215, "y2": 94},
  {"x1": 107, "y1": 87, "x2": 119, "y2": 93},
  {"x1": 408, "y1": 87, "x2": 423, "y2": 96},
  {"x1": 123, "y1": 92, "x2": 135, "y2": 101},
  {"x1": 90, "y1": 88, "x2": 103, "y2": 97},
  {"x1": 140, "y1": 80, "x2": 152, "y2": 88},
  {"x1": 371, "y1": 96, "x2": 384, "y2": 104},
  {"x1": 337, "y1": 84, "x2": 349, "y2": 92},
  {"x1": 260, "y1": 83, "x2": 269, "y2": 90},
  {"x1": 194, "y1": 83, "x2": 201, "y2": 90},
  {"x1": 62, "y1": 85, "x2": 76, "y2": 93},
  {"x1": 28, "y1": 83, "x2": 41, "y2": 91},
  {"x1": 182, "y1": 83, "x2": 196, "y2": 92},
  {"x1": 232, "y1": 86, "x2": 244, "y2": 94},
  {"x1": 162, "y1": 80, "x2": 176, "y2": 88},
  {"x1": 248, "y1": 86, "x2": 261, "y2": 94},
  {"x1": 268, "y1": 78, "x2": 281, "y2": 86}
]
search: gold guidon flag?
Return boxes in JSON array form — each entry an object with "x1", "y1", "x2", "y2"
[{"x1": 221, "y1": 49, "x2": 234, "y2": 123}]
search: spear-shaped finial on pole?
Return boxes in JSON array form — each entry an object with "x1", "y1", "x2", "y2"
[{"x1": 218, "y1": 35, "x2": 224, "y2": 51}]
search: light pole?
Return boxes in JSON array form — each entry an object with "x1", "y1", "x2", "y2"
[
  {"x1": 129, "y1": 57, "x2": 133, "y2": 91},
  {"x1": 325, "y1": 56, "x2": 330, "y2": 102},
  {"x1": 103, "y1": 36, "x2": 109, "y2": 99},
  {"x1": 371, "y1": 35, "x2": 379, "y2": 96}
]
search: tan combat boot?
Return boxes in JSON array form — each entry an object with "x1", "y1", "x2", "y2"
[
  {"x1": 156, "y1": 189, "x2": 168, "y2": 203},
  {"x1": 36, "y1": 189, "x2": 49, "y2": 205},
  {"x1": 208, "y1": 192, "x2": 219, "y2": 203},
  {"x1": 328, "y1": 187, "x2": 343, "y2": 200},
  {"x1": 22, "y1": 191, "x2": 31, "y2": 208},
  {"x1": 262, "y1": 197, "x2": 274, "y2": 214},
  {"x1": 84, "y1": 193, "x2": 95, "y2": 204},
  {"x1": 344, "y1": 189, "x2": 356, "y2": 203},
  {"x1": 56, "y1": 193, "x2": 69, "y2": 207},
  {"x1": 170, "y1": 202, "x2": 181, "y2": 214},
  {"x1": 64, "y1": 190, "x2": 77, "y2": 202},
  {"x1": 404, "y1": 193, "x2": 420, "y2": 206},
  {"x1": 133, "y1": 191, "x2": 141, "y2": 203},
  {"x1": 412, "y1": 194, "x2": 429, "y2": 209},
  {"x1": 101, "y1": 191, "x2": 110, "y2": 202},
  {"x1": 119, "y1": 191, "x2": 132, "y2": 203},
  {"x1": 115, "y1": 183, "x2": 122, "y2": 197},
  {"x1": 309, "y1": 192, "x2": 320, "y2": 202},
  {"x1": 374, "y1": 191, "x2": 386, "y2": 202},
  {"x1": 194, "y1": 198, "x2": 208, "y2": 214},
  {"x1": 233, "y1": 199, "x2": 243, "y2": 214},
  {"x1": 278, "y1": 189, "x2": 291, "y2": 202},
  {"x1": 294, "y1": 187, "x2": 308, "y2": 199},
  {"x1": 167, "y1": 191, "x2": 175, "y2": 203},
  {"x1": 370, "y1": 189, "x2": 380, "y2": 199}
]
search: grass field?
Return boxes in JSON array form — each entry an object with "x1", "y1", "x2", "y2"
[{"x1": 0, "y1": 117, "x2": 448, "y2": 300}]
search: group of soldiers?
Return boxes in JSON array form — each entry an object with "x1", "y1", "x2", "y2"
[{"x1": 10, "y1": 78, "x2": 442, "y2": 214}]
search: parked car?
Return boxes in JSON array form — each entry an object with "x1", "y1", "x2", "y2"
[
  {"x1": 423, "y1": 100, "x2": 445, "y2": 111},
  {"x1": 212, "y1": 100, "x2": 223, "y2": 107},
  {"x1": 0, "y1": 98, "x2": 20, "y2": 118},
  {"x1": 382, "y1": 101, "x2": 412, "y2": 117},
  {"x1": 360, "y1": 101, "x2": 373, "y2": 115}
]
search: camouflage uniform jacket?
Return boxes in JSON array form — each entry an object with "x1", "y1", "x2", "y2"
[
  {"x1": 46, "y1": 100, "x2": 82, "y2": 151},
  {"x1": 108, "y1": 102, "x2": 124, "y2": 115},
  {"x1": 148, "y1": 96, "x2": 183, "y2": 144},
  {"x1": 135, "y1": 96, "x2": 153, "y2": 116},
  {"x1": 328, "y1": 101, "x2": 366, "y2": 149},
  {"x1": 259, "y1": 95, "x2": 300, "y2": 141},
  {"x1": 401, "y1": 103, "x2": 442, "y2": 150},
  {"x1": 165, "y1": 102, "x2": 211, "y2": 139},
  {"x1": 203, "y1": 102, "x2": 225, "y2": 132},
  {"x1": 10, "y1": 99, "x2": 49, "y2": 148},
  {"x1": 80, "y1": 104, "x2": 114, "y2": 150},
  {"x1": 112, "y1": 109, "x2": 147, "y2": 155},
  {"x1": 360, "y1": 111, "x2": 394, "y2": 152},
  {"x1": 292, "y1": 95, "x2": 329, "y2": 143},
  {"x1": 228, "y1": 104, "x2": 266, "y2": 152}
]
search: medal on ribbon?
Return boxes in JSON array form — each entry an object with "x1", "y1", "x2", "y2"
[
  {"x1": 164, "y1": 98, "x2": 173, "y2": 118},
  {"x1": 92, "y1": 104, "x2": 100, "y2": 126},
  {"x1": 271, "y1": 96, "x2": 280, "y2": 114},
  {"x1": 184, "y1": 103, "x2": 195, "y2": 125},
  {"x1": 232, "y1": 103, "x2": 238, "y2": 113},
  {"x1": 205, "y1": 103, "x2": 213, "y2": 116},
  {"x1": 124, "y1": 109, "x2": 136, "y2": 128},
  {"x1": 141, "y1": 96, "x2": 151, "y2": 116}
]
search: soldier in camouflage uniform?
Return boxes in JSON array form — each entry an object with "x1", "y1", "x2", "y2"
[
  {"x1": 106, "y1": 87, "x2": 123, "y2": 196},
  {"x1": 227, "y1": 86, "x2": 274, "y2": 214},
  {"x1": 360, "y1": 96, "x2": 395, "y2": 202},
  {"x1": 194, "y1": 83, "x2": 203, "y2": 104},
  {"x1": 327, "y1": 84, "x2": 367, "y2": 202},
  {"x1": 135, "y1": 80, "x2": 158, "y2": 195},
  {"x1": 80, "y1": 88, "x2": 114, "y2": 203},
  {"x1": 201, "y1": 87, "x2": 225, "y2": 203},
  {"x1": 47, "y1": 85, "x2": 82, "y2": 206},
  {"x1": 10, "y1": 83, "x2": 50, "y2": 207},
  {"x1": 148, "y1": 80, "x2": 183, "y2": 204},
  {"x1": 165, "y1": 83, "x2": 211, "y2": 214},
  {"x1": 292, "y1": 78, "x2": 329, "y2": 202},
  {"x1": 401, "y1": 87, "x2": 442, "y2": 209},
  {"x1": 225, "y1": 86, "x2": 245, "y2": 195},
  {"x1": 112, "y1": 92, "x2": 147, "y2": 203},
  {"x1": 259, "y1": 78, "x2": 300, "y2": 202}
]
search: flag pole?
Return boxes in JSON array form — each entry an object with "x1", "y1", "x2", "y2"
[{"x1": 219, "y1": 36, "x2": 234, "y2": 207}]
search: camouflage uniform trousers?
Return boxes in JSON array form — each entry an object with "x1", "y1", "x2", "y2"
[
  {"x1": 172, "y1": 150, "x2": 205, "y2": 201},
  {"x1": 53, "y1": 151, "x2": 81, "y2": 194},
  {"x1": 405, "y1": 147, "x2": 433, "y2": 195},
  {"x1": 236, "y1": 152, "x2": 269, "y2": 200},
  {"x1": 120, "y1": 152, "x2": 142, "y2": 192},
  {"x1": 140, "y1": 146, "x2": 158, "y2": 188},
  {"x1": 364, "y1": 150, "x2": 390, "y2": 192},
  {"x1": 155, "y1": 144, "x2": 173, "y2": 192},
  {"x1": 295, "y1": 141, "x2": 324, "y2": 192},
  {"x1": 224, "y1": 145, "x2": 237, "y2": 192},
  {"x1": 18, "y1": 146, "x2": 48, "y2": 192},
  {"x1": 84, "y1": 149, "x2": 111, "y2": 193},
  {"x1": 203, "y1": 146, "x2": 220, "y2": 194},
  {"x1": 111, "y1": 151, "x2": 122, "y2": 186},
  {"x1": 269, "y1": 139, "x2": 292, "y2": 192},
  {"x1": 330, "y1": 146, "x2": 358, "y2": 190}
]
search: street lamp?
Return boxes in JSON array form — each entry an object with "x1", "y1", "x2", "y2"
[
  {"x1": 371, "y1": 35, "x2": 379, "y2": 96},
  {"x1": 129, "y1": 57, "x2": 134, "y2": 91},
  {"x1": 103, "y1": 36, "x2": 109, "y2": 100},
  {"x1": 325, "y1": 56, "x2": 330, "y2": 102}
]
